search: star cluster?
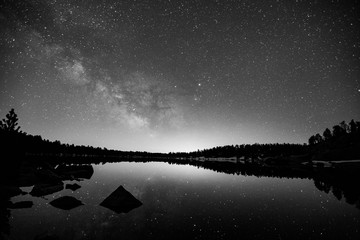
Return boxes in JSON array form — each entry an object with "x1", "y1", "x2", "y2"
[{"x1": 1, "y1": 0, "x2": 359, "y2": 152}]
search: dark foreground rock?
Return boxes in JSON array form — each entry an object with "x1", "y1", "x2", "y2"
[
  {"x1": 9, "y1": 201, "x2": 33, "y2": 209},
  {"x1": 65, "y1": 183, "x2": 81, "y2": 191},
  {"x1": 49, "y1": 196, "x2": 83, "y2": 210},
  {"x1": 16, "y1": 172, "x2": 40, "y2": 187},
  {"x1": 30, "y1": 183, "x2": 63, "y2": 197},
  {"x1": 100, "y1": 185, "x2": 142, "y2": 213},
  {"x1": 36, "y1": 168, "x2": 63, "y2": 183},
  {"x1": 1, "y1": 186, "x2": 27, "y2": 198}
]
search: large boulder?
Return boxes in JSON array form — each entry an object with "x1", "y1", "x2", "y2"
[
  {"x1": 49, "y1": 196, "x2": 83, "y2": 210},
  {"x1": 100, "y1": 186, "x2": 142, "y2": 213},
  {"x1": 30, "y1": 183, "x2": 63, "y2": 197},
  {"x1": 36, "y1": 168, "x2": 63, "y2": 184}
]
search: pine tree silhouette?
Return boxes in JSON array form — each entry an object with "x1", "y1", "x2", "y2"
[{"x1": 0, "y1": 108, "x2": 21, "y2": 133}]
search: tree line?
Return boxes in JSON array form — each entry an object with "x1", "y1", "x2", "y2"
[
  {"x1": 308, "y1": 120, "x2": 360, "y2": 146},
  {"x1": 1, "y1": 109, "x2": 359, "y2": 161},
  {"x1": 0, "y1": 109, "x2": 168, "y2": 159},
  {"x1": 169, "y1": 143, "x2": 307, "y2": 159}
]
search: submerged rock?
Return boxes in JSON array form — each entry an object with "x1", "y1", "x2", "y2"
[
  {"x1": 9, "y1": 201, "x2": 33, "y2": 209},
  {"x1": 100, "y1": 185, "x2": 142, "y2": 213},
  {"x1": 49, "y1": 196, "x2": 83, "y2": 210},
  {"x1": 30, "y1": 183, "x2": 63, "y2": 197},
  {"x1": 65, "y1": 183, "x2": 81, "y2": 191}
]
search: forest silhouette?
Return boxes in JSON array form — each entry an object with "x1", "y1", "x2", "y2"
[{"x1": 1, "y1": 109, "x2": 359, "y2": 163}]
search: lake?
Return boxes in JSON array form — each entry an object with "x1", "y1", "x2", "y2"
[{"x1": 8, "y1": 162, "x2": 360, "y2": 239}]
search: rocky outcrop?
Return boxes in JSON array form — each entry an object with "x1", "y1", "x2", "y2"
[
  {"x1": 100, "y1": 185, "x2": 142, "y2": 213},
  {"x1": 49, "y1": 196, "x2": 83, "y2": 210},
  {"x1": 30, "y1": 183, "x2": 63, "y2": 197}
]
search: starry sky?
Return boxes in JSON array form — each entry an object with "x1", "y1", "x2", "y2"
[{"x1": 1, "y1": 0, "x2": 359, "y2": 152}]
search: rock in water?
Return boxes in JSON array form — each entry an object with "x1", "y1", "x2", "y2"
[
  {"x1": 65, "y1": 183, "x2": 81, "y2": 191},
  {"x1": 100, "y1": 186, "x2": 142, "y2": 213},
  {"x1": 30, "y1": 183, "x2": 63, "y2": 197},
  {"x1": 49, "y1": 196, "x2": 83, "y2": 210}
]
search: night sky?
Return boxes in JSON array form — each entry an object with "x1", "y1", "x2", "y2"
[{"x1": 1, "y1": 0, "x2": 359, "y2": 152}]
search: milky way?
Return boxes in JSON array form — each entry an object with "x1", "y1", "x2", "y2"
[{"x1": 1, "y1": 0, "x2": 359, "y2": 152}]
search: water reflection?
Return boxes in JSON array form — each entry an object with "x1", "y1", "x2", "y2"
[{"x1": 2, "y1": 160, "x2": 360, "y2": 239}]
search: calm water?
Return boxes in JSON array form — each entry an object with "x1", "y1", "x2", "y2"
[{"x1": 9, "y1": 162, "x2": 360, "y2": 239}]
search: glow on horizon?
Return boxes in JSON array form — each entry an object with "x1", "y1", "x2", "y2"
[
  {"x1": 19, "y1": 113, "x2": 309, "y2": 153},
  {"x1": 29, "y1": 118, "x2": 304, "y2": 153}
]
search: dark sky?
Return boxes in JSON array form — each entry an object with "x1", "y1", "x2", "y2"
[{"x1": 1, "y1": 0, "x2": 359, "y2": 152}]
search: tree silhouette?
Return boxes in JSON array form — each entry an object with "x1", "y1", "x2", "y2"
[
  {"x1": 323, "y1": 128, "x2": 332, "y2": 141},
  {"x1": 339, "y1": 120, "x2": 349, "y2": 133},
  {"x1": 314, "y1": 133, "x2": 323, "y2": 144},
  {"x1": 308, "y1": 135, "x2": 316, "y2": 145},
  {"x1": 349, "y1": 119, "x2": 357, "y2": 134},
  {"x1": 0, "y1": 109, "x2": 21, "y2": 133},
  {"x1": 332, "y1": 125, "x2": 343, "y2": 138}
]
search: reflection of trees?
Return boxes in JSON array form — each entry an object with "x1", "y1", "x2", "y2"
[
  {"x1": 73, "y1": 156, "x2": 360, "y2": 210},
  {"x1": 332, "y1": 187, "x2": 342, "y2": 201},
  {"x1": 37, "y1": 155, "x2": 360, "y2": 211},
  {"x1": 312, "y1": 168, "x2": 360, "y2": 210},
  {"x1": 168, "y1": 160, "x2": 360, "y2": 210},
  {"x1": 314, "y1": 179, "x2": 331, "y2": 194}
]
